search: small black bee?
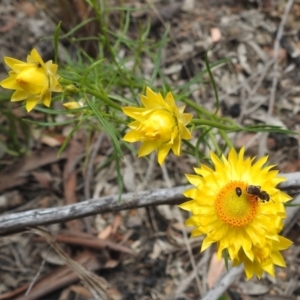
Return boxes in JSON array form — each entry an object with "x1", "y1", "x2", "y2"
[{"x1": 246, "y1": 185, "x2": 270, "y2": 203}]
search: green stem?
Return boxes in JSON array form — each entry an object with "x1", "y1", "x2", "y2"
[
  {"x1": 219, "y1": 129, "x2": 234, "y2": 148},
  {"x1": 59, "y1": 78, "x2": 121, "y2": 111},
  {"x1": 59, "y1": 78, "x2": 73, "y2": 85},
  {"x1": 208, "y1": 131, "x2": 221, "y2": 155},
  {"x1": 205, "y1": 51, "x2": 220, "y2": 115},
  {"x1": 183, "y1": 99, "x2": 213, "y2": 118},
  {"x1": 83, "y1": 87, "x2": 122, "y2": 111},
  {"x1": 90, "y1": 0, "x2": 136, "y2": 95},
  {"x1": 191, "y1": 119, "x2": 240, "y2": 131}
]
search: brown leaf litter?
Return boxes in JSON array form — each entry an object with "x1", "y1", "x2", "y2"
[{"x1": 1, "y1": 0, "x2": 300, "y2": 299}]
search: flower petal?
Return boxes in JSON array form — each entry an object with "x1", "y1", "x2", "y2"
[
  {"x1": 11, "y1": 90, "x2": 28, "y2": 101},
  {"x1": 138, "y1": 141, "x2": 160, "y2": 157},
  {"x1": 26, "y1": 97, "x2": 40, "y2": 112},
  {"x1": 157, "y1": 144, "x2": 172, "y2": 165}
]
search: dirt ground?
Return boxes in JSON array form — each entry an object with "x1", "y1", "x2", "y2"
[{"x1": 1, "y1": 0, "x2": 300, "y2": 299}]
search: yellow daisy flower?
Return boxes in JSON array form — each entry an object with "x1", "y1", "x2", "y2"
[
  {"x1": 233, "y1": 236, "x2": 292, "y2": 279},
  {"x1": 0, "y1": 48, "x2": 62, "y2": 112},
  {"x1": 180, "y1": 147, "x2": 292, "y2": 278},
  {"x1": 122, "y1": 87, "x2": 193, "y2": 165}
]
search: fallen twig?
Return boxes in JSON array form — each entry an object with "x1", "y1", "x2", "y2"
[
  {"x1": 0, "y1": 185, "x2": 188, "y2": 235},
  {"x1": 0, "y1": 172, "x2": 299, "y2": 236},
  {"x1": 34, "y1": 230, "x2": 135, "y2": 255}
]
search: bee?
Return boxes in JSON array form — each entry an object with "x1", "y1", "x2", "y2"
[{"x1": 246, "y1": 185, "x2": 270, "y2": 203}]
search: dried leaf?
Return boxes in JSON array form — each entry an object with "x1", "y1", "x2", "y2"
[
  {"x1": 207, "y1": 252, "x2": 225, "y2": 288},
  {"x1": 31, "y1": 228, "x2": 111, "y2": 300}
]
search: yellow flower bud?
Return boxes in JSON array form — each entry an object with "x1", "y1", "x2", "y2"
[
  {"x1": 0, "y1": 48, "x2": 63, "y2": 112},
  {"x1": 122, "y1": 87, "x2": 193, "y2": 165},
  {"x1": 63, "y1": 101, "x2": 81, "y2": 110},
  {"x1": 64, "y1": 84, "x2": 80, "y2": 95}
]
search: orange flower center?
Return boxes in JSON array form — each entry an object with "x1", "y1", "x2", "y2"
[
  {"x1": 215, "y1": 181, "x2": 259, "y2": 228},
  {"x1": 139, "y1": 110, "x2": 176, "y2": 142}
]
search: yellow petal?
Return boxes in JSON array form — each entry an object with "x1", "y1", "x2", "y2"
[
  {"x1": 26, "y1": 97, "x2": 40, "y2": 112},
  {"x1": 28, "y1": 48, "x2": 46, "y2": 69},
  {"x1": 185, "y1": 174, "x2": 202, "y2": 187},
  {"x1": 138, "y1": 141, "x2": 160, "y2": 157},
  {"x1": 191, "y1": 227, "x2": 205, "y2": 237},
  {"x1": 122, "y1": 106, "x2": 150, "y2": 121},
  {"x1": 46, "y1": 61, "x2": 58, "y2": 73},
  {"x1": 185, "y1": 215, "x2": 201, "y2": 226},
  {"x1": 178, "y1": 105, "x2": 186, "y2": 114},
  {"x1": 243, "y1": 259, "x2": 254, "y2": 280},
  {"x1": 179, "y1": 199, "x2": 197, "y2": 211},
  {"x1": 140, "y1": 95, "x2": 162, "y2": 109},
  {"x1": 171, "y1": 135, "x2": 181, "y2": 156},
  {"x1": 201, "y1": 236, "x2": 215, "y2": 251},
  {"x1": 11, "y1": 90, "x2": 28, "y2": 101},
  {"x1": 164, "y1": 91, "x2": 176, "y2": 106},
  {"x1": 0, "y1": 76, "x2": 21, "y2": 90},
  {"x1": 180, "y1": 125, "x2": 192, "y2": 140},
  {"x1": 271, "y1": 251, "x2": 286, "y2": 267},
  {"x1": 157, "y1": 144, "x2": 172, "y2": 165},
  {"x1": 210, "y1": 151, "x2": 224, "y2": 170},
  {"x1": 42, "y1": 91, "x2": 51, "y2": 107},
  {"x1": 276, "y1": 236, "x2": 293, "y2": 250},
  {"x1": 145, "y1": 87, "x2": 164, "y2": 106},
  {"x1": 262, "y1": 260, "x2": 274, "y2": 277},
  {"x1": 181, "y1": 112, "x2": 193, "y2": 125},
  {"x1": 3, "y1": 57, "x2": 27, "y2": 71},
  {"x1": 123, "y1": 131, "x2": 143, "y2": 142},
  {"x1": 183, "y1": 188, "x2": 202, "y2": 201}
]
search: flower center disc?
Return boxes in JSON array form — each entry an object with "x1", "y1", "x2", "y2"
[
  {"x1": 140, "y1": 110, "x2": 175, "y2": 142},
  {"x1": 215, "y1": 181, "x2": 258, "y2": 228}
]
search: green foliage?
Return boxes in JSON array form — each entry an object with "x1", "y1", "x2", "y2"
[
  {"x1": 0, "y1": 1, "x2": 294, "y2": 176},
  {"x1": 0, "y1": 98, "x2": 31, "y2": 158},
  {"x1": 222, "y1": 248, "x2": 229, "y2": 272}
]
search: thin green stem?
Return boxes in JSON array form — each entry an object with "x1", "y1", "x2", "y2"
[
  {"x1": 59, "y1": 78, "x2": 74, "y2": 85},
  {"x1": 90, "y1": 0, "x2": 135, "y2": 92},
  {"x1": 183, "y1": 99, "x2": 213, "y2": 118},
  {"x1": 219, "y1": 130, "x2": 234, "y2": 148},
  {"x1": 191, "y1": 119, "x2": 239, "y2": 131},
  {"x1": 83, "y1": 87, "x2": 121, "y2": 111},
  {"x1": 208, "y1": 131, "x2": 221, "y2": 155},
  {"x1": 205, "y1": 51, "x2": 220, "y2": 115}
]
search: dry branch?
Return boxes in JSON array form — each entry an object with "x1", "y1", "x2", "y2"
[
  {"x1": 0, "y1": 172, "x2": 299, "y2": 236},
  {"x1": 0, "y1": 185, "x2": 189, "y2": 235}
]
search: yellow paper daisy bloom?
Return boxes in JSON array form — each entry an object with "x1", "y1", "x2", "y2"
[
  {"x1": 122, "y1": 87, "x2": 193, "y2": 165},
  {"x1": 233, "y1": 236, "x2": 292, "y2": 279},
  {"x1": 180, "y1": 147, "x2": 292, "y2": 279},
  {"x1": 0, "y1": 48, "x2": 62, "y2": 112}
]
